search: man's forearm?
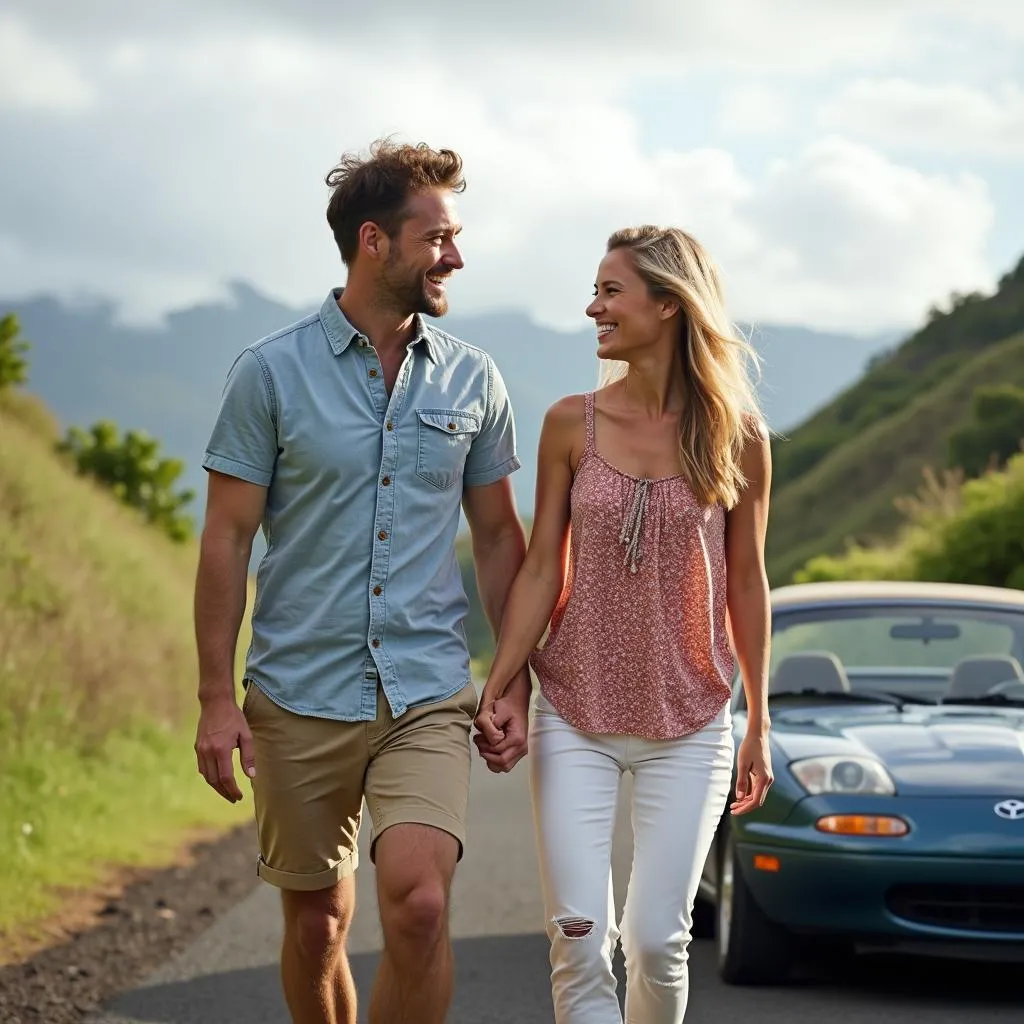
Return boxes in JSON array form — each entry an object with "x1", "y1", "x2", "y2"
[
  {"x1": 473, "y1": 523, "x2": 531, "y2": 703},
  {"x1": 472, "y1": 524, "x2": 528, "y2": 637},
  {"x1": 194, "y1": 534, "x2": 252, "y2": 705}
]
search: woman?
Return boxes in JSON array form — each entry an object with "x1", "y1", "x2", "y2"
[{"x1": 475, "y1": 225, "x2": 773, "y2": 1023}]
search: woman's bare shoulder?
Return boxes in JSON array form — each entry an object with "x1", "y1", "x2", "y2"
[
  {"x1": 539, "y1": 393, "x2": 589, "y2": 468},
  {"x1": 544, "y1": 393, "x2": 588, "y2": 430},
  {"x1": 742, "y1": 412, "x2": 771, "y2": 442},
  {"x1": 739, "y1": 414, "x2": 772, "y2": 478}
]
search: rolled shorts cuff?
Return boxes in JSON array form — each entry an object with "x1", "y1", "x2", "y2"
[
  {"x1": 257, "y1": 852, "x2": 359, "y2": 891},
  {"x1": 371, "y1": 810, "x2": 467, "y2": 863}
]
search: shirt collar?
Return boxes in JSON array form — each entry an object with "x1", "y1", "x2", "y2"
[{"x1": 320, "y1": 288, "x2": 438, "y2": 363}]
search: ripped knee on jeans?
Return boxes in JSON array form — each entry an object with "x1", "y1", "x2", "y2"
[{"x1": 554, "y1": 915, "x2": 595, "y2": 939}]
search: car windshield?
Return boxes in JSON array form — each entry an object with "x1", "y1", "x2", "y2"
[{"x1": 735, "y1": 602, "x2": 1024, "y2": 707}]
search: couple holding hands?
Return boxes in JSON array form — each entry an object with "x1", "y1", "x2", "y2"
[{"x1": 193, "y1": 137, "x2": 772, "y2": 1024}]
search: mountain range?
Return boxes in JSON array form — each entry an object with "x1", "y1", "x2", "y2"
[
  {"x1": 12, "y1": 267, "x2": 1022, "y2": 667},
  {"x1": 3, "y1": 281, "x2": 899, "y2": 519}
]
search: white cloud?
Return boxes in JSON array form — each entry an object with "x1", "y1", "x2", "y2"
[
  {"x1": 720, "y1": 85, "x2": 791, "y2": 136},
  {"x1": 737, "y1": 138, "x2": 994, "y2": 329},
  {"x1": 824, "y1": 79, "x2": 1024, "y2": 158},
  {"x1": 6, "y1": 0, "x2": 1024, "y2": 76},
  {"x1": 0, "y1": 33, "x2": 995, "y2": 335},
  {"x1": 0, "y1": 8, "x2": 1010, "y2": 335},
  {"x1": 0, "y1": 16, "x2": 95, "y2": 111},
  {"x1": 454, "y1": 135, "x2": 761, "y2": 330}
]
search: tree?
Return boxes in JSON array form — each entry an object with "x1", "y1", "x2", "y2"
[
  {"x1": 948, "y1": 385, "x2": 1024, "y2": 478},
  {"x1": 56, "y1": 420, "x2": 196, "y2": 542},
  {"x1": 0, "y1": 313, "x2": 30, "y2": 390}
]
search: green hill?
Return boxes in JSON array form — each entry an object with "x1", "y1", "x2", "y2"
[
  {"x1": 796, "y1": 449, "x2": 1024, "y2": 592},
  {"x1": 767, "y1": 255, "x2": 1024, "y2": 583},
  {"x1": 0, "y1": 391, "x2": 249, "y2": 956}
]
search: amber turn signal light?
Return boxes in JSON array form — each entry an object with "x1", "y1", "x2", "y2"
[
  {"x1": 753, "y1": 854, "x2": 781, "y2": 872},
  {"x1": 815, "y1": 814, "x2": 909, "y2": 836}
]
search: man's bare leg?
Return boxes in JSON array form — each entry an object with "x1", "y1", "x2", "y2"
[
  {"x1": 280, "y1": 879, "x2": 357, "y2": 1024},
  {"x1": 369, "y1": 824, "x2": 459, "y2": 1024}
]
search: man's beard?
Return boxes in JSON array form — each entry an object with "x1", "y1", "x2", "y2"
[{"x1": 380, "y1": 256, "x2": 448, "y2": 318}]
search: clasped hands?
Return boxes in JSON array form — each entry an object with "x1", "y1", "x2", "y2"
[{"x1": 473, "y1": 670, "x2": 530, "y2": 774}]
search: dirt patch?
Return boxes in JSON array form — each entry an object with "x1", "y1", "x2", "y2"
[{"x1": 0, "y1": 823, "x2": 260, "y2": 1024}]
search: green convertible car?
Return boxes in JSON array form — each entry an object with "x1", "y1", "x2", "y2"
[{"x1": 697, "y1": 580, "x2": 1024, "y2": 985}]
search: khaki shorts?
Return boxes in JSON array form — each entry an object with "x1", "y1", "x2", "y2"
[{"x1": 242, "y1": 680, "x2": 477, "y2": 891}]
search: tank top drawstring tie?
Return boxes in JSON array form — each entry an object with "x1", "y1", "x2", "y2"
[{"x1": 619, "y1": 477, "x2": 650, "y2": 574}]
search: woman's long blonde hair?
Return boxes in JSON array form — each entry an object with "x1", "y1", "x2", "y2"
[{"x1": 597, "y1": 226, "x2": 764, "y2": 509}]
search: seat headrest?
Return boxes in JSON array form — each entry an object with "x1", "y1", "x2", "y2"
[
  {"x1": 946, "y1": 655, "x2": 1024, "y2": 700},
  {"x1": 771, "y1": 651, "x2": 851, "y2": 696}
]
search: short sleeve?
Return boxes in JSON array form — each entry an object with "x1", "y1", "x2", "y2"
[
  {"x1": 463, "y1": 355, "x2": 521, "y2": 487},
  {"x1": 202, "y1": 348, "x2": 278, "y2": 487}
]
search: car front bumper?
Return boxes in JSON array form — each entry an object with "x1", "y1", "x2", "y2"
[{"x1": 734, "y1": 795, "x2": 1024, "y2": 954}]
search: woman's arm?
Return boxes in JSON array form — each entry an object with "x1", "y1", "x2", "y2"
[
  {"x1": 725, "y1": 420, "x2": 774, "y2": 814},
  {"x1": 477, "y1": 396, "x2": 580, "y2": 715}
]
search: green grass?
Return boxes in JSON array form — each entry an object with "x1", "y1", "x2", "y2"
[
  {"x1": 767, "y1": 333, "x2": 1024, "y2": 584},
  {"x1": 794, "y1": 451, "x2": 1024, "y2": 592},
  {"x1": 0, "y1": 393, "x2": 251, "y2": 950},
  {"x1": 0, "y1": 723, "x2": 250, "y2": 941}
]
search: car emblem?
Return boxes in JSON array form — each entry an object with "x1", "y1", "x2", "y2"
[{"x1": 994, "y1": 799, "x2": 1024, "y2": 820}]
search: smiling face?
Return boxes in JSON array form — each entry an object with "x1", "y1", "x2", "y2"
[
  {"x1": 586, "y1": 246, "x2": 677, "y2": 362},
  {"x1": 379, "y1": 188, "x2": 464, "y2": 317}
]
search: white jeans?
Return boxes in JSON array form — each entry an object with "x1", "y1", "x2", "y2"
[{"x1": 529, "y1": 693, "x2": 734, "y2": 1024}]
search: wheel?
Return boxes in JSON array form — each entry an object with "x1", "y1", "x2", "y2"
[{"x1": 717, "y1": 826, "x2": 793, "y2": 985}]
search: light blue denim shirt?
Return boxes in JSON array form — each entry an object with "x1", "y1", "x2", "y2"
[{"x1": 202, "y1": 289, "x2": 520, "y2": 720}]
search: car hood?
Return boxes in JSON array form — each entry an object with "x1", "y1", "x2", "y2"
[{"x1": 769, "y1": 704, "x2": 1024, "y2": 795}]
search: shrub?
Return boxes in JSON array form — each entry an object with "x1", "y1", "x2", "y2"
[
  {"x1": 914, "y1": 454, "x2": 1024, "y2": 589},
  {"x1": 56, "y1": 420, "x2": 195, "y2": 542},
  {"x1": 0, "y1": 314, "x2": 30, "y2": 390},
  {"x1": 794, "y1": 458, "x2": 1024, "y2": 591}
]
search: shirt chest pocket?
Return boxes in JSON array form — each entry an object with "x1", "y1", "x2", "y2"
[{"x1": 416, "y1": 409, "x2": 480, "y2": 491}]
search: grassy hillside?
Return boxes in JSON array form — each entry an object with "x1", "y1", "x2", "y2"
[
  {"x1": 0, "y1": 391, "x2": 249, "y2": 953},
  {"x1": 795, "y1": 449, "x2": 1024, "y2": 592},
  {"x1": 768, "y1": 254, "x2": 1024, "y2": 583},
  {"x1": 772, "y1": 256, "x2": 1024, "y2": 491},
  {"x1": 767, "y1": 333, "x2": 1024, "y2": 583}
]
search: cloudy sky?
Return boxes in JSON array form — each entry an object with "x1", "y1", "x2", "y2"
[{"x1": 2, "y1": 1, "x2": 1022, "y2": 335}]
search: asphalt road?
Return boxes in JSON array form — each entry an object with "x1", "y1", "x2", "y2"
[{"x1": 92, "y1": 747, "x2": 1022, "y2": 1024}]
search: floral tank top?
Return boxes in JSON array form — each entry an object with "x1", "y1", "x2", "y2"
[{"x1": 529, "y1": 391, "x2": 734, "y2": 740}]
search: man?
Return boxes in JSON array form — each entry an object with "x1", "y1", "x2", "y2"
[{"x1": 193, "y1": 139, "x2": 531, "y2": 1024}]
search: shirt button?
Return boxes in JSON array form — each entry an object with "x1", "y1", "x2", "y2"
[
  {"x1": 378, "y1": 530, "x2": 387, "y2": 541},
  {"x1": 448, "y1": 421, "x2": 457, "y2": 430},
  {"x1": 373, "y1": 586, "x2": 382, "y2": 596},
  {"x1": 372, "y1": 638, "x2": 380, "y2": 648},
  {"x1": 369, "y1": 368, "x2": 378, "y2": 378},
  {"x1": 381, "y1": 476, "x2": 391, "y2": 486},
  {"x1": 386, "y1": 422, "x2": 394, "y2": 431}
]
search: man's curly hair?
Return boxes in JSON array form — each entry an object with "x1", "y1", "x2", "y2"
[{"x1": 325, "y1": 138, "x2": 466, "y2": 265}]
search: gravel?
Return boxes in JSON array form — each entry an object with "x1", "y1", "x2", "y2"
[{"x1": 0, "y1": 824, "x2": 260, "y2": 1024}]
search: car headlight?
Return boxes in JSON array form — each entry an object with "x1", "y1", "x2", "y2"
[{"x1": 790, "y1": 756, "x2": 895, "y2": 795}]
